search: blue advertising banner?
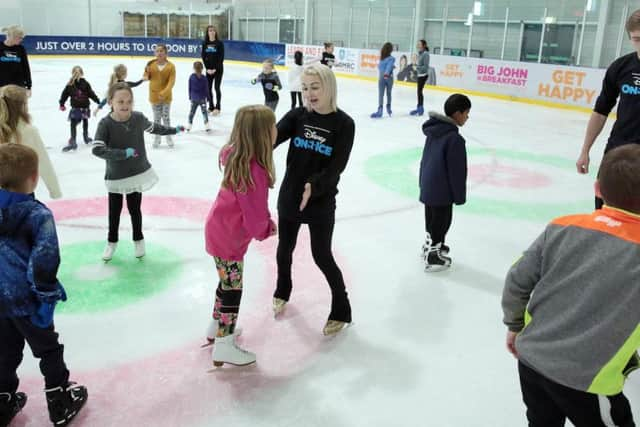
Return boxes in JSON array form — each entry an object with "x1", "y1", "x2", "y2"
[{"x1": 16, "y1": 35, "x2": 285, "y2": 65}]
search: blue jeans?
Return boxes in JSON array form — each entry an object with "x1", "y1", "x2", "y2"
[{"x1": 378, "y1": 77, "x2": 393, "y2": 107}]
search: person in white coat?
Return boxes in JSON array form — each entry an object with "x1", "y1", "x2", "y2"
[{"x1": 289, "y1": 51, "x2": 304, "y2": 110}]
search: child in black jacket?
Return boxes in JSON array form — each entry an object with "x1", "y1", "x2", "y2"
[
  {"x1": 419, "y1": 93, "x2": 471, "y2": 271},
  {"x1": 59, "y1": 66, "x2": 100, "y2": 152},
  {"x1": 251, "y1": 59, "x2": 282, "y2": 112}
]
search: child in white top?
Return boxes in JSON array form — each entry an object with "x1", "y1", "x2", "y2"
[{"x1": 289, "y1": 51, "x2": 303, "y2": 110}]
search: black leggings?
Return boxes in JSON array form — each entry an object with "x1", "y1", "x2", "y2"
[
  {"x1": 206, "y1": 67, "x2": 223, "y2": 110},
  {"x1": 275, "y1": 216, "x2": 351, "y2": 323},
  {"x1": 108, "y1": 192, "x2": 143, "y2": 243},
  {"x1": 425, "y1": 205, "x2": 453, "y2": 246},
  {"x1": 70, "y1": 118, "x2": 89, "y2": 140},
  {"x1": 290, "y1": 91, "x2": 302, "y2": 109},
  {"x1": 417, "y1": 75, "x2": 428, "y2": 107}
]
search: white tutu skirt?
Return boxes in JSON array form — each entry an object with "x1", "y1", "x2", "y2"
[{"x1": 105, "y1": 167, "x2": 159, "y2": 194}]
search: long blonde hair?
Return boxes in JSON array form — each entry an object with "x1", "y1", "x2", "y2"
[
  {"x1": 0, "y1": 85, "x2": 30, "y2": 145},
  {"x1": 221, "y1": 105, "x2": 276, "y2": 193},
  {"x1": 67, "y1": 65, "x2": 84, "y2": 87},
  {"x1": 108, "y1": 64, "x2": 127, "y2": 89}
]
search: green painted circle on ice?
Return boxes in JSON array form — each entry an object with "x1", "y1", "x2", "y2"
[
  {"x1": 364, "y1": 146, "x2": 596, "y2": 222},
  {"x1": 56, "y1": 240, "x2": 182, "y2": 314}
]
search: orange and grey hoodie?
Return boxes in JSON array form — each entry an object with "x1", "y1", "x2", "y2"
[{"x1": 502, "y1": 206, "x2": 640, "y2": 395}]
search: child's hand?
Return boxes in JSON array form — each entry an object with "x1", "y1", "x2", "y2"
[
  {"x1": 175, "y1": 125, "x2": 186, "y2": 134},
  {"x1": 506, "y1": 331, "x2": 518, "y2": 358},
  {"x1": 93, "y1": 107, "x2": 100, "y2": 117},
  {"x1": 384, "y1": 73, "x2": 390, "y2": 80},
  {"x1": 272, "y1": 86, "x2": 280, "y2": 92},
  {"x1": 299, "y1": 183, "x2": 312, "y2": 211},
  {"x1": 250, "y1": 78, "x2": 257, "y2": 85},
  {"x1": 269, "y1": 220, "x2": 278, "y2": 236},
  {"x1": 30, "y1": 301, "x2": 57, "y2": 328},
  {"x1": 59, "y1": 105, "x2": 66, "y2": 112},
  {"x1": 125, "y1": 148, "x2": 138, "y2": 158}
]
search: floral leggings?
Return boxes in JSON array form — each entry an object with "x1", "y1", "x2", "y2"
[{"x1": 212, "y1": 257, "x2": 243, "y2": 337}]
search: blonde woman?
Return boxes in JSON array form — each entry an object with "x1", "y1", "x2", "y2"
[
  {"x1": 0, "y1": 26, "x2": 31, "y2": 93},
  {"x1": 0, "y1": 85, "x2": 61, "y2": 199},
  {"x1": 272, "y1": 64, "x2": 355, "y2": 336}
]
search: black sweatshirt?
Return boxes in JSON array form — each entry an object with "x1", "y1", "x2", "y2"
[
  {"x1": 0, "y1": 42, "x2": 32, "y2": 89},
  {"x1": 593, "y1": 52, "x2": 640, "y2": 148},
  {"x1": 321, "y1": 52, "x2": 335, "y2": 68},
  {"x1": 275, "y1": 107, "x2": 355, "y2": 222},
  {"x1": 201, "y1": 40, "x2": 225, "y2": 70},
  {"x1": 59, "y1": 78, "x2": 100, "y2": 109},
  {"x1": 255, "y1": 72, "x2": 282, "y2": 102}
]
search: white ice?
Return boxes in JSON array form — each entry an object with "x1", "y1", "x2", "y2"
[{"x1": 10, "y1": 55, "x2": 639, "y2": 426}]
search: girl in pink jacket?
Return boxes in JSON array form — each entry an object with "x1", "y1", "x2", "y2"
[{"x1": 204, "y1": 105, "x2": 277, "y2": 367}]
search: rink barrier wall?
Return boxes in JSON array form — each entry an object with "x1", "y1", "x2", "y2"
[{"x1": 17, "y1": 35, "x2": 609, "y2": 114}]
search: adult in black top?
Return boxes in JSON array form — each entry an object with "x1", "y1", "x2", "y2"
[
  {"x1": 273, "y1": 64, "x2": 355, "y2": 335},
  {"x1": 201, "y1": 25, "x2": 224, "y2": 115},
  {"x1": 0, "y1": 26, "x2": 32, "y2": 92},
  {"x1": 577, "y1": 9, "x2": 640, "y2": 208}
]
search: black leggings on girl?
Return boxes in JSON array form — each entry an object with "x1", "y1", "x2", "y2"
[
  {"x1": 70, "y1": 119, "x2": 89, "y2": 141},
  {"x1": 206, "y1": 68, "x2": 224, "y2": 111},
  {"x1": 275, "y1": 216, "x2": 352, "y2": 323},
  {"x1": 108, "y1": 192, "x2": 143, "y2": 243}
]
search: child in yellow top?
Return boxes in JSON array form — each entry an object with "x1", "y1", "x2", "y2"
[{"x1": 144, "y1": 44, "x2": 176, "y2": 148}]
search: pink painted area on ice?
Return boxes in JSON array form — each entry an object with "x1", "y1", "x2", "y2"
[
  {"x1": 48, "y1": 196, "x2": 213, "y2": 222},
  {"x1": 469, "y1": 164, "x2": 552, "y2": 189},
  {"x1": 15, "y1": 200, "x2": 350, "y2": 426}
]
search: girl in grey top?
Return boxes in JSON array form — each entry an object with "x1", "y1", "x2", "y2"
[
  {"x1": 410, "y1": 40, "x2": 430, "y2": 117},
  {"x1": 92, "y1": 82, "x2": 184, "y2": 261}
]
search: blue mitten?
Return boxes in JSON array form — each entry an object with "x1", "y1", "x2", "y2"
[
  {"x1": 175, "y1": 125, "x2": 186, "y2": 134},
  {"x1": 30, "y1": 301, "x2": 56, "y2": 328}
]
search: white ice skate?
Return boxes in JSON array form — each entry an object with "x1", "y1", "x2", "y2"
[
  {"x1": 323, "y1": 320, "x2": 349, "y2": 336},
  {"x1": 134, "y1": 239, "x2": 145, "y2": 258},
  {"x1": 102, "y1": 242, "x2": 117, "y2": 261},
  {"x1": 186, "y1": 123, "x2": 192, "y2": 131},
  {"x1": 211, "y1": 334, "x2": 256, "y2": 367},
  {"x1": 205, "y1": 121, "x2": 211, "y2": 132}
]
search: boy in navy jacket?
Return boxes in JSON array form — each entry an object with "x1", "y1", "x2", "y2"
[
  {"x1": 0, "y1": 144, "x2": 87, "y2": 426},
  {"x1": 419, "y1": 94, "x2": 471, "y2": 271}
]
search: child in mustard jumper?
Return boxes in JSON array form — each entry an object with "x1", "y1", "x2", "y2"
[{"x1": 144, "y1": 44, "x2": 176, "y2": 148}]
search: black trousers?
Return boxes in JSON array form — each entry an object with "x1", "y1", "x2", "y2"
[
  {"x1": 70, "y1": 118, "x2": 89, "y2": 140},
  {"x1": 519, "y1": 361, "x2": 635, "y2": 427},
  {"x1": 108, "y1": 192, "x2": 143, "y2": 243},
  {"x1": 424, "y1": 205, "x2": 452, "y2": 246},
  {"x1": 0, "y1": 316, "x2": 69, "y2": 392},
  {"x1": 206, "y1": 68, "x2": 223, "y2": 111},
  {"x1": 417, "y1": 75, "x2": 428, "y2": 107},
  {"x1": 290, "y1": 91, "x2": 302, "y2": 109},
  {"x1": 275, "y1": 216, "x2": 352, "y2": 323}
]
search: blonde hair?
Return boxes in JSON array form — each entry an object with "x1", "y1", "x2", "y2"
[
  {"x1": 2, "y1": 25, "x2": 25, "y2": 41},
  {"x1": 0, "y1": 85, "x2": 30, "y2": 145},
  {"x1": 108, "y1": 64, "x2": 127, "y2": 89},
  {"x1": 303, "y1": 64, "x2": 338, "y2": 112},
  {"x1": 221, "y1": 105, "x2": 276, "y2": 193},
  {"x1": 67, "y1": 65, "x2": 84, "y2": 87},
  {"x1": 627, "y1": 9, "x2": 640, "y2": 34},
  {"x1": 0, "y1": 143, "x2": 38, "y2": 191}
]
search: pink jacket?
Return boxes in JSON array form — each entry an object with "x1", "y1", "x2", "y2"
[{"x1": 205, "y1": 148, "x2": 274, "y2": 261}]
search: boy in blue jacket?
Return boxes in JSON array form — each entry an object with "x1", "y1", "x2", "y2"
[
  {"x1": 419, "y1": 93, "x2": 471, "y2": 271},
  {"x1": 0, "y1": 144, "x2": 87, "y2": 426}
]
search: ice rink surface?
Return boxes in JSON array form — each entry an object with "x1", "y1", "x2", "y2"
[{"x1": 9, "y1": 55, "x2": 639, "y2": 426}]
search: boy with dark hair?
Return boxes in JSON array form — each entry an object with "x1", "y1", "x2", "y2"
[
  {"x1": 576, "y1": 8, "x2": 640, "y2": 209},
  {"x1": 0, "y1": 144, "x2": 87, "y2": 426},
  {"x1": 419, "y1": 93, "x2": 471, "y2": 271},
  {"x1": 503, "y1": 144, "x2": 640, "y2": 426}
]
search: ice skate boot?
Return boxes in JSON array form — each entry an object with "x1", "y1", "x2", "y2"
[
  {"x1": 134, "y1": 239, "x2": 145, "y2": 258},
  {"x1": 62, "y1": 138, "x2": 77, "y2": 152},
  {"x1": 211, "y1": 334, "x2": 256, "y2": 367},
  {"x1": 45, "y1": 382, "x2": 87, "y2": 427},
  {"x1": 424, "y1": 243, "x2": 451, "y2": 272},
  {"x1": 102, "y1": 242, "x2": 117, "y2": 261},
  {"x1": 370, "y1": 106, "x2": 383, "y2": 118},
  {"x1": 273, "y1": 298, "x2": 287, "y2": 317},
  {"x1": 0, "y1": 392, "x2": 27, "y2": 426}
]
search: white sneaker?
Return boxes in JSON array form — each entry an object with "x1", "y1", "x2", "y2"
[
  {"x1": 134, "y1": 239, "x2": 145, "y2": 258},
  {"x1": 102, "y1": 242, "x2": 117, "y2": 261},
  {"x1": 167, "y1": 136, "x2": 174, "y2": 148},
  {"x1": 205, "y1": 122, "x2": 211, "y2": 132},
  {"x1": 212, "y1": 334, "x2": 256, "y2": 367}
]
